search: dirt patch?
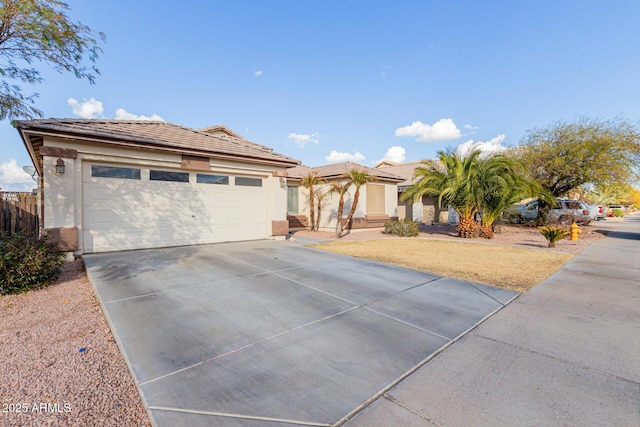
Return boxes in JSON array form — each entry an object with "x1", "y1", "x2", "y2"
[{"x1": 0, "y1": 260, "x2": 150, "y2": 427}]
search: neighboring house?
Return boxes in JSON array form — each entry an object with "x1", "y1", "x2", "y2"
[
  {"x1": 374, "y1": 160, "x2": 448, "y2": 224},
  {"x1": 286, "y1": 162, "x2": 403, "y2": 231},
  {"x1": 16, "y1": 119, "x2": 300, "y2": 254}
]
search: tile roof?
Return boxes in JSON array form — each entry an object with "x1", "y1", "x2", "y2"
[
  {"x1": 376, "y1": 160, "x2": 438, "y2": 188},
  {"x1": 287, "y1": 161, "x2": 403, "y2": 182},
  {"x1": 16, "y1": 119, "x2": 300, "y2": 167},
  {"x1": 286, "y1": 164, "x2": 314, "y2": 179}
]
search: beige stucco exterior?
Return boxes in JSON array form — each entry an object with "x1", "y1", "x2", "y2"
[{"x1": 289, "y1": 179, "x2": 399, "y2": 232}]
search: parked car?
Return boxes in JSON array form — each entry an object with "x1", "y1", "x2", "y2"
[
  {"x1": 506, "y1": 199, "x2": 591, "y2": 225},
  {"x1": 548, "y1": 199, "x2": 591, "y2": 225},
  {"x1": 506, "y1": 200, "x2": 539, "y2": 223},
  {"x1": 607, "y1": 205, "x2": 624, "y2": 217},
  {"x1": 589, "y1": 204, "x2": 606, "y2": 221}
]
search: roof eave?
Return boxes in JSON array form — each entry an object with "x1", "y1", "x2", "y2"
[
  {"x1": 17, "y1": 127, "x2": 300, "y2": 168},
  {"x1": 18, "y1": 127, "x2": 42, "y2": 175}
]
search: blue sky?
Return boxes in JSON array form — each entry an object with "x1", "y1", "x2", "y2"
[{"x1": 2, "y1": 0, "x2": 640, "y2": 190}]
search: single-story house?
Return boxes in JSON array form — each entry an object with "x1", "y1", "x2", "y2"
[
  {"x1": 285, "y1": 162, "x2": 404, "y2": 231},
  {"x1": 16, "y1": 119, "x2": 300, "y2": 254},
  {"x1": 374, "y1": 160, "x2": 449, "y2": 224}
]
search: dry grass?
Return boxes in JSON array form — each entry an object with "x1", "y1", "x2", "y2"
[{"x1": 311, "y1": 239, "x2": 574, "y2": 293}]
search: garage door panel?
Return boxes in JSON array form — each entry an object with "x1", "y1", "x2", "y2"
[{"x1": 83, "y1": 163, "x2": 267, "y2": 253}]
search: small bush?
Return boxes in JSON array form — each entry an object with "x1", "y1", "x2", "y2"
[
  {"x1": 384, "y1": 219, "x2": 419, "y2": 237},
  {"x1": 0, "y1": 232, "x2": 65, "y2": 295},
  {"x1": 538, "y1": 226, "x2": 569, "y2": 248},
  {"x1": 613, "y1": 209, "x2": 625, "y2": 217}
]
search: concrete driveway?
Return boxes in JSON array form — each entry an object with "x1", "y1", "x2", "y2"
[{"x1": 84, "y1": 239, "x2": 517, "y2": 427}]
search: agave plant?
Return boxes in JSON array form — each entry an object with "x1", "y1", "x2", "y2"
[{"x1": 539, "y1": 226, "x2": 569, "y2": 248}]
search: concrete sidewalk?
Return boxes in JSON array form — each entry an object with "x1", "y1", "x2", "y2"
[{"x1": 345, "y1": 215, "x2": 640, "y2": 426}]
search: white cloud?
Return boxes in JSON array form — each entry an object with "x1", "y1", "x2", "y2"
[
  {"x1": 287, "y1": 132, "x2": 319, "y2": 148},
  {"x1": 115, "y1": 108, "x2": 164, "y2": 121},
  {"x1": 381, "y1": 146, "x2": 406, "y2": 163},
  {"x1": 254, "y1": 70, "x2": 263, "y2": 77},
  {"x1": 68, "y1": 97, "x2": 104, "y2": 119},
  {"x1": 464, "y1": 124, "x2": 480, "y2": 131},
  {"x1": 325, "y1": 150, "x2": 365, "y2": 164},
  {"x1": 395, "y1": 118, "x2": 461, "y2": 142},
  {"x1": 455, "y1": 134, "x2": 507, "y2": 158},
  {"x1": 0, "y1": 159, "x2": 37, "y2": 192}
]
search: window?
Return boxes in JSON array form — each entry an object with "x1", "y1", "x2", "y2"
[
  {"x1": 366, "y1": 184, "x2": 385, "y2": 214},
  {"x1": 91, "y1": 165, "x2": 140, "y2": 179},
  {"x1": 287, "y1": 186, "x2": 299, "y2": 214},
  {"x1": 150, "y1": 170, "x2": 189, "y2": 182},
  {"x1": 236, "y1": 177, "x2": 262, "y2": 187},
  {"x1": 197, "y1": 174, "x2": 229, "y2": 185}
]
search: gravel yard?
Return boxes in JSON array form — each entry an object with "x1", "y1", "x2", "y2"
[
  {"x1": 0, "y1": 260, "x2": 150, "y2": 427},
  {"x1": 0, "y1": 221, "x2": 607, "y2": 426}
]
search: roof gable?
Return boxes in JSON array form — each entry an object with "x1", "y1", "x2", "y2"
[{"x1": 198, "y1": 124, "x2": 243, "y2": 139}]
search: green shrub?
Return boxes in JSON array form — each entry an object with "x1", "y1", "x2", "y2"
[
  {"x1": 384, "y1": 219, "x2": 419, "y2": 237},
  {"x1": 538, "y1": 226, "x2": 569, "y2": 248},
  {"x1": 613, "y1": 209, "x2": 625, "y2": 217},
  {"x1": 0, "y1": 232, "x2": 65, "y2": 295}
]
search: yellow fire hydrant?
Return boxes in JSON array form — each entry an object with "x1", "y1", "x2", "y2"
[{"x1": 570, "y1": 222, "x2": 581, "y2": 241}]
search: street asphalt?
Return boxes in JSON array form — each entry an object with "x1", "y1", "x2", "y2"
[{"x1": 84, "y1": 214, "x2": 639, "y2": 426}]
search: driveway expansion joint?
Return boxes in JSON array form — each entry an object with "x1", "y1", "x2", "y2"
[
  {"x1": 383, "y1": 394, "x2": 443, "y2": 427},
  {"x1": 471, "y1": 333, "x2": 640, "y2": 386},
  {"x1": 149, "y1": 406, "x2": 333, "y2": 426},
  {"x1": 139, "y1": 306, "x2": 360, "y2": 386}
]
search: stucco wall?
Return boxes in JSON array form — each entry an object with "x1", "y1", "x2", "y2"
[
  {"x1": 296, "y1": 180, "x2": 398, "y2": 232},
  {"x1": 42, "y1": 155, "x2": 76, "y2": 229}
]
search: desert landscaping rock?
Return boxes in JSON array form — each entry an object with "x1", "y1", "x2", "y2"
[{"x1": 0, "y1": 260, "x2": 150, "y2": 427}]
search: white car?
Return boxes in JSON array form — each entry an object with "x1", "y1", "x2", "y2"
[
  {"x1": 589, "y1": 205, "x2": 606, "y2": 221},
  {"x1": 547, "y1": 199, "x2": 591, "y2": 225},
  {"x1": 507, "y1": 199, "x2": 591, "y2": 225}
]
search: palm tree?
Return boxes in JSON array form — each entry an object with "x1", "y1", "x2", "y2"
[
  {"x1": 404, "y1": 150, "x2": 550, "y2": 239},
  {"x1": 343, "y1": 169, "x2": 375, "y2": 235},
  {"x1": 402, "y1": 150, "x2": 483, "y2": 238},
  {"x1": 302, "y1": 172, "x2": 322, "y2": 231},
  {"x1": 475, "y1": 155, "x2": 548, "y2": 238},
  {"x1": 313, "y1": 189, "x2": 329, "y2": 231},
  {"x1": 329, "y1": 180, "x2": 352, "y2": 238}
]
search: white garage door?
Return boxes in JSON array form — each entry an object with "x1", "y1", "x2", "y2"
[{"x1": 82, "y1": 163, "x2": 266, "y2": 253}]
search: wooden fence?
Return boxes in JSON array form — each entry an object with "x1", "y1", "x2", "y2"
[{"x1": 1, "y1": 192, "x2": 39, "y2": 236}]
